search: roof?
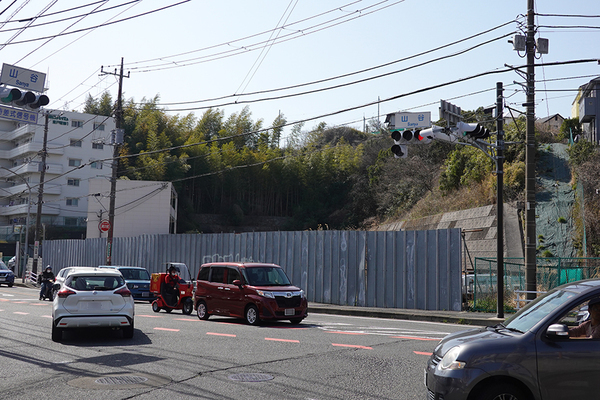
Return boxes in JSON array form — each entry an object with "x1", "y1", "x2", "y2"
[
  {"x1": 538, "y1": 113, "x2": 564, "y2": 124},
  {"x1": 201, "y1": 262, "x2": 280, "y2": 268},
  {"x1": 67, "y1": 268, "x2": 122, "y2": 277}
]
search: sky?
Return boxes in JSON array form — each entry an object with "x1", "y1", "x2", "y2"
[{"x1": 0, "y1": 0, "x2": 598, "y2": 141}]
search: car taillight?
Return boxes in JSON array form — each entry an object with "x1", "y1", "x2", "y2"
[
  {"x1": 115, "y1": 287, "x2": 131, "y2": 297},
  {"x1": 57, "y1": 288, "x2": 76, "y2": 298}
]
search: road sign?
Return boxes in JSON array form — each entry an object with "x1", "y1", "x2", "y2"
[
  {"x1": 1, "y1": 63, "x2": 46, "y2": 93},
  {"x1": 99, "y1": 220, "x2": 111, "y2": 232},
  {"x1": 385, "y1": 112, "x2": 431, "y2": 129}
]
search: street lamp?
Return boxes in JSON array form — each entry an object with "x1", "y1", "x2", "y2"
[{"x1": 0, "y1": 166, "x2": 32, "y2": 280}]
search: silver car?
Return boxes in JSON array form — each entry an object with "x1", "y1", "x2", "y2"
[{"x1": 51, "y1": 268, "x2": 135, "y2": 342}]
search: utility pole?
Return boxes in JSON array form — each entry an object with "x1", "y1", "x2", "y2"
[
  {"x1": 524, "y1": 0, "x2": 537, "y2": 300},
  {"x1": 101, "y1": 58, "x2": 129, "y2": 265},
  {"x1": 32, "y1": 111, "x2": 49, "y2": 274},
  {"x1": 496, "y1": 82, "x2": 505, "y2": 318}
]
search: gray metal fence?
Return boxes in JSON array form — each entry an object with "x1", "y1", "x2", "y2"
[{"x1": 43, "y1": 229, "x2": 462, "y2": 311}]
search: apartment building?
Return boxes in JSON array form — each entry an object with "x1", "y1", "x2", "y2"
[{"x1": 0, "y1": 109, "x2": 115, "y2": 238}]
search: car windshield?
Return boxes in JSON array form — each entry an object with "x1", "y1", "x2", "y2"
[
  {"x1": 244, "y1": 267, "x2": 292, "y2": 286},
  {"x1": 120, "y1": 268, "x2": 150, "y2": 280},
  {"x1": 504, "y1": 288, "x2": 579, "y2": 333},
  {"x1": 0, "y1": 263, "x2": 9, "y2": 271},
  {"x1": 67, "y1": 275, "x2": 125, "y2": 291}
]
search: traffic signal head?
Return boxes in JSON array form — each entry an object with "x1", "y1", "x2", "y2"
[
  {"x1": 390, "y1": 128, "x2": 427, "y2": 144},
  {"x1": 456, "y1": 121, "x2": 491, "y2": 140},
  {"x1": 0, "y1": 87, "x2": 49, "y2": 109},
  {"x1": 419, "y1": 126, "x2": 456, "y2": 144},
  {"x1": 391, "y1": 143, "x2": 407, "y2": 158}
]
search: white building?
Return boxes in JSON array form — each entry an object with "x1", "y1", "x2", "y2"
[
  {"x1": 86, "y1": 178, "x2": 177, "y2": 239},
  {"x1": 0, "y1": 109, "x2": 116, "y2": 236}
]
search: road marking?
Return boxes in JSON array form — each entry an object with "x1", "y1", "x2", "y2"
[
  {"x1": 207, "y1": 332, "x2": 236, "y2": 337},
  {"x1": 391, "y1": 336, "x2": 440, "y2": 341},
  {"x1": 326, "y1": 331, "x2": 367, "y2": 335},
  {"x1": 265, "y1": 337, "x2": 300, "y2": 343},
  {"x1": 154, "y1": 327, "x2": 180, "y2": 332},
  {"x1": 42, "y1": 315, "x2": 52, "y2": 318},
  {"x1": 414, "y1": 351, "x2": 433, "y2": 356},
  {"x1": 332, "y1": 343, "x2": 373, "y2": 350},
  {"x1": 33, "y1": 303, "x2": 48, "y2": 306},
  {"x1": 13, "y1": 312, "x2": 28, "y2": 315},
  {"x1": 12, "y1": 301, "x2": 26, "y2": 304},
  {"x1": 174, "y1": 318, "x2": 196, "y2": 322},
  {"x1": 137, "y1": 314, "x2": 163, "y2": 318}
]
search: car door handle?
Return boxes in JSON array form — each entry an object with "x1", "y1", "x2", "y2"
[{"x1": 217, "y1": 286, "x2": 224, "y2": 290}]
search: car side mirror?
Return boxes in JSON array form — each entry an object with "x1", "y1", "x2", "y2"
[
  {"x1": 547, "y1": 324, "x2": 569, "y2": 338},
  {"x1": 52, "y1": 283, "x2": 61, "y2": 291},
  {"x1": 232, "y1": 279, "x2": 243, "y2": 287}
]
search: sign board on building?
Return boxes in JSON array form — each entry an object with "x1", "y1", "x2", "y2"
[
  {"x1": 0, "y1": 105, "x2": 38, "y2": 124},
  {"x1": 386, "y1": 112, "x2": 431, "y2": 129},
  {"x1": 0, "y1": 63, "x2": 46, "y2": 93}
]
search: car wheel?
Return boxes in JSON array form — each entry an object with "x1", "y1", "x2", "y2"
[
  {"x1": 245, "y1": 304, "x2": 260, "y2": 326},
  {"x1": 123, "y1": 322, "x2": 134, "y2": 339},
  {"x1": 289, "y1": 318, "x2": 303, "y2": 325},
  {"x1": 151, "y1": 301, "x2": 161, "y2": 313},
  {"x1": 182, "y1": 299, "x2": 193, "y2": 315},
  {"x1": 8, "y1": 283, "x2": 13, "y2": 287},
  {"x1": 196, "y1": 301, "x2": 210, "y2": 320},
  {"x1": 51, "y1": 324, "x2": 62, "y2": 342},
  {"x1": 477, "y1": 383, "x2": 527, "y2": 400}
]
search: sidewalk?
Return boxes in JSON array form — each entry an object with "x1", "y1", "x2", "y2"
[
  {"x1": 308, "y1": 302, "x2": 506, "y2": 326},
  {"x1": 14, "y1": 281, "x2": 504, "y2": 326}
]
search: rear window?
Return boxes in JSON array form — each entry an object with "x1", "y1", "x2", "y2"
[
  {"x1": 120, "y1": 268, "x2": 150, "y2": 280},
  {"x1": 67, "y1": 275, "x2": 125, "y2": 291}
]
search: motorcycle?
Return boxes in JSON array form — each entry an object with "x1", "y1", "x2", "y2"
[
  {"x1": 150, "y1": 262, "x2": 194, "y2": 315},
  {"x1": 40, "y1": 279, "x2": 55, "y2": 301}
]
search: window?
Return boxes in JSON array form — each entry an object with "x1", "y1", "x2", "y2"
[
  {"x1": 66, "y1": 198, "x2": 79, "y2": 206},
  {"x1": 64, "y1": 217, "x2": 78, "y2": 225},
  {"x1": 68, "y1": 159, "x2": 82, "y2": 167},
  {"x1": 93, "y1": 123, "x2": 105, "y2": 131},
  {"x1": 209, "y1": 267, "x2": 226, "y2": 283},
  {"x1": 70, "y1": 139, "x2": 82, "y2": 147},
  {"x1": 92, "y1": 142, "x2": 104, "y2": 150},
  {"x1": 67, "y1": 179, "x2": 80, "y2": 187},
  {"x1": 91, "y1": 161, "x2": 102, "y2": 169},
  {"x1": 71, "y1": 120, "x2": 84, "y2": 128}
]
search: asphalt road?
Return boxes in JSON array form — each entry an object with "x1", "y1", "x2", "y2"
[{"x1": 0, "y1": 285, "x2": 471, "y2": 399}]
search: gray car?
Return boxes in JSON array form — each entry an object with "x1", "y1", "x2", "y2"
[{"x1": 425, "y1": 278, "x2": 600, "y2": 400}]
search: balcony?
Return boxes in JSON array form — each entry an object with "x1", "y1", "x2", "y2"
[
  {"x1": 579, "y1": 97, "x2": 597, "y2": 123},
  {"x1": 0, "y1": 202, "x2": 59, "y2": 217},
  {"x1": 0, "y1": 124, "x2": 37, "y2": 142},
  {"x1": 0, "y1": 142, "x2": 64, "y2": 160}
]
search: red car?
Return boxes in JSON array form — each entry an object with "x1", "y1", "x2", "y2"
[{"x1": 194, "y1": 262, "x2": 308, "y2": 325}]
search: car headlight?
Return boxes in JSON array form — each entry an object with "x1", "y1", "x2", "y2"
[
  {"x1": 256, "y1": 290, "x2": 275, "y2": 299},
  {"x1": 299, "y1": 289, "x2": 305, "y2": 299},
  {"x1": 439, "y1": 346, "x2": 466, "y2": 370}
]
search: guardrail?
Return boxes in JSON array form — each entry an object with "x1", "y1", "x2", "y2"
[
  {"x1": 515, "y1": 290, "x2": 546, "y2": 310},
  {"x1": 25, "y1": 270, "x2": 38, "y2": 286}
]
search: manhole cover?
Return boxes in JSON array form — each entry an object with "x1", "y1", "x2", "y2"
[
  {"x1": 228, "y1": 373, "x2": 274, "y2": 382},
  {"x1": 95, "y1": 376, "x2": 148, "y2": 385}
]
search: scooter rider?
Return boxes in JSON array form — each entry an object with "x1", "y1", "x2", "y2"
[
  {"x1": 163, "y1": 266, "x2": 181, "y2": 307},
  {"x1": 38, "y1": 265, "x2": 55, "y2": 301}
]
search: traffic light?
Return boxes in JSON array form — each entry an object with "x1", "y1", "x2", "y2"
[
  {"x1": 390, "y1": 129, "x2": 408, "y2": 158},
  {"x1": 456, "y1": 121, "x2": 491, "y2": 140},
  {"x1": 0, "y1": 87, "x2": 49, "y2": 109},
  {"x1": 390, "y1": 128, "x2": 427, "y2": 144},
  {"x1": 419, "y1": 125, "x2": 456, "y2": 144}
]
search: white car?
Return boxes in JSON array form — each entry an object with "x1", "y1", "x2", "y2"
[{"x1": 52, "y1": 268, "x2": 135, "y2": 342}]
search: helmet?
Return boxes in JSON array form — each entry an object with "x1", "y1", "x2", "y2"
[
  {"x1": 45, "y1": 265, "x2": 52, "y2": 271},
  {"x1": 168, "y1": 266, "x2": 177, "y2": 273}
]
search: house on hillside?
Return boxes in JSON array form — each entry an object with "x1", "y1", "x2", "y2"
[
  {"x1": 573, "y1": 77, "x2": 600, "y2": 144},
  {"x1": 537, "y1": 113, "x2": 564, "y2": 135}
]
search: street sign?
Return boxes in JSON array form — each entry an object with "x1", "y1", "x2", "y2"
[
  {"x1": 0, "y1": 105, "x2": 39, "y2": 123},
  {"x1": 1, "y1": 63, "x2": 46, "y2": 93},
  {"x1": 99, "y1": 220, "x2": 111, "y2": 232},
  {"x1": 385, "y1": 112, "x2": 431, "y2": 129}
]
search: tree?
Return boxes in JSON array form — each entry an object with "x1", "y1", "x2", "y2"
[
  {"x1": 559, "y1": 117, "x2": 582, "y2": 141},
  {"x1": 83, "y1": 92, "x2": 114, "y2": 116}
]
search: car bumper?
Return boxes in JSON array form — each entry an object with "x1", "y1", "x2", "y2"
[
  {"x1": 425, "y1": 356, "x2": 486, "y2": 400},
  {"x1": 257, "y1": 298, "x2": 309, "y2": 320},
  {"x1": 0, "y1": 276, "x2": 14, "y2": 284},
  {"x1": 53, "y1": 315, "x2": 133, "y2": 329}
]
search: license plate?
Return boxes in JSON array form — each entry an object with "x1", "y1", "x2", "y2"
[
  {"x1": 285, "y1": 308, "x2": 295, "y2": 316},
  {"x1": 0, "y1": 277, "x2": 5, "y2": 281},
  {"x1": 142, "y1": 292, "x2": 149, "y2": 297}
]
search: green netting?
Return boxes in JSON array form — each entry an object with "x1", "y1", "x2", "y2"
[{"x1": 470, "y1": 257, "x2": 600, "y2": 312}]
